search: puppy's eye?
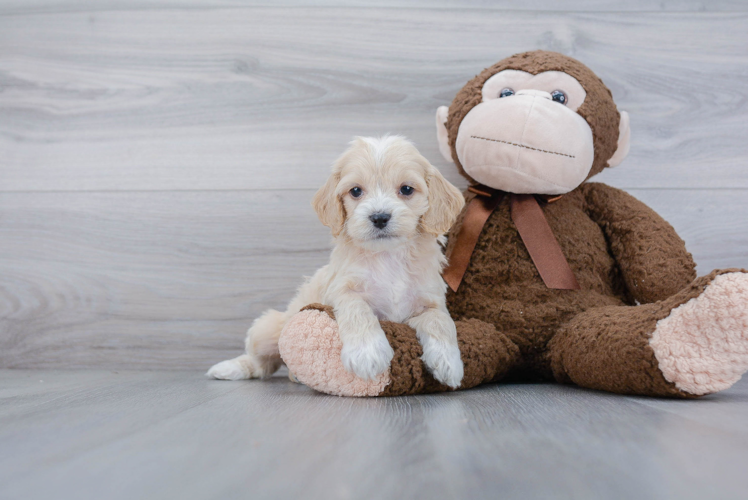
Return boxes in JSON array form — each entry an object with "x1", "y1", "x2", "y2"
[
  {"x1": 499, "y1": 88, "x2": 515, "y2": 98},
  {"x1": 551, "y1": 90, "x2": 568, "y2": 105},
  {"x1": 349, "y1": 187, "x2": 363, "y2": 198},
  {"x1": 399, "y1": 185, "x2": 414, "y2": 196}
]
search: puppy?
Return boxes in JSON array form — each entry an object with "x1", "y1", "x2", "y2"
[{"x1": 207, "y1": 136, "x2": 466, "y2": 387}]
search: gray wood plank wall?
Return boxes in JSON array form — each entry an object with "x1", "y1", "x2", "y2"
[{"x1": 1, "y1": 1, "x2": 747, "y2": 369}]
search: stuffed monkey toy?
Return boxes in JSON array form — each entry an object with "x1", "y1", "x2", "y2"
[{"x1": 279, "y1": 51, "x2": 748, "y2": 397}]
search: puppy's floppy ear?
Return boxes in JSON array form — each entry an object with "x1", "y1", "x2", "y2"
[
  {"x1": 421, "y1": 163, "x2": 465, "y2": 235},
  {"x1": 312, "y1": 171, "x2": 345, "y2": 237}
]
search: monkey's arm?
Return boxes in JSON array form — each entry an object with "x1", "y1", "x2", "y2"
[{"x1": 581, "y1": 182, "x2": 696, "y2": 304}]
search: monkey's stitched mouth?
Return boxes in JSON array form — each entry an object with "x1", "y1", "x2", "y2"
[{"x1": 470, "y1": 135, "x2": 575, "y2": 159}]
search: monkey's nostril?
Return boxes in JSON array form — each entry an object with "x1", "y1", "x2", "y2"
[{"x1": 369, "y1": 213, "x2": 391, "y2": 229}]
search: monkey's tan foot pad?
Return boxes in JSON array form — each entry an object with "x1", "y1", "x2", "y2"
[
  {"x1": 650, "y1": 271, "x2": 748, "y2": 395},
  {"x1": 278, "y1": 307, "x2": 390, "y2": 397}
]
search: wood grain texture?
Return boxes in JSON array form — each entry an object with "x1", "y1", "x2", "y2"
[
  {"x1": 0, "y1": 188, "x2": 746, "y2": 370},
  {"x1": 0, "y1": 190, "x2": 330, "y2": 369},
  {"x1": 1, "y1": 4, "x2": 747, "y2": 370},
  {"x1": 1, "y1": 370, "x2": 747, "y2": 500},
  {"x1": 1, "y1": 9, "x2": 747, "y2": 192},
  {"x1": 3, "y1": 1, "x2": 748, "y2": 15}
]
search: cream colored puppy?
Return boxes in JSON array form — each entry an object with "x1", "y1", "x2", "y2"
[{"x1": 207, "y1": 135, "x2": 466, "y2": 387}]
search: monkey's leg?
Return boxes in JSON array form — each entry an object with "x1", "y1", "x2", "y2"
[
  {"x1": 278, "y1": 304, "x2": 521, "y2": 397},
  {"x1": 549, "y1": 269, "x2": 748, "y2": 397}
]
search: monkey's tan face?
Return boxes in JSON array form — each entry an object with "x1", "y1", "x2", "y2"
[
  {"x1": 437, "y1": 67, "x2": 630, "y2": 195},
  {"x1": 459, "y1": 70, "x2": 595, "y2": 195}
]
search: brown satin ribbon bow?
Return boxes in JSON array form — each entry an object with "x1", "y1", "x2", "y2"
[{"x1": 442, "y1": 185, "x2": 580, "y2": 292}]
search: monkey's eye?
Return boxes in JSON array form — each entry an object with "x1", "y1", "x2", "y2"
[
  {"x1": 350, "y1": 187, "x2": 363, "y2": 198},
  {"x1": 499, "y1": 88, "x2": 515, "y2": 98},
  {"x1": 399, "y1": 185, "x2": 414, "y2": 196},
  {"x1": 551, "y1": 90, "x2": 568, "y2": 105}
]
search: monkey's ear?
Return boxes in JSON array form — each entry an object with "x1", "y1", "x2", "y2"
[
  {"x1": 421, "y1": 163, "x2": 465, "y2": 236},
  {"x1": 312, "y1": 172, "x2": 345, "y2": 237},
  {"x1": 607, "y1": 111, "x2": 631, "y2": 168},
  {"x1": 435, "y1": 106, "x2": 454, "y2": 163}
]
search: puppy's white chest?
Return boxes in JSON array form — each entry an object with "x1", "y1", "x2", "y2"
[{"x1": 361, "y1": 254, "x2": 419, "y2": 323}]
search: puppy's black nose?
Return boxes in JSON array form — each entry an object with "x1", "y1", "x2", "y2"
[{"x1": 369, "y1": 213, "x2": 391, "y2": 229}]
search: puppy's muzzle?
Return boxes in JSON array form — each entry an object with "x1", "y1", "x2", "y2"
[{"x1": 369, "y1": 212, "x2": 391, "y2": 229}]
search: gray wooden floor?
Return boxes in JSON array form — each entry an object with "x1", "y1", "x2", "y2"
[
  {"x1": 2, "y1": 1, "x2": 748, "y2": 499},
  {"x1": 2, "y1": 369, "x2": 748, "y2": 500}
]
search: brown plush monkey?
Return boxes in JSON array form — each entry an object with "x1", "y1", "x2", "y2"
[{"x1": 279, "y1": 51, "x2": 748, "y2": 397}]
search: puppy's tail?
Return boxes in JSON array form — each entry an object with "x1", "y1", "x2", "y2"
[
  {"x1": 206, "y1": 355, "x2": 255, "y2": 380},
  {"x1": 206, "y1": 353, "x2": 282, "y2": 380}
]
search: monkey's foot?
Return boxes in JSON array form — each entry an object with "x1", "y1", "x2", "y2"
[
  {"x1": 650, "y1": 271, "x2": 748, "y2": 395},
  {"x1": 278, "y1": 306, "x2": 390, "y2": 397}
]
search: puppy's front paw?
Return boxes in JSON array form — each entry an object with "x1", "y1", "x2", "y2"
[
  {"x1": 421, "y1": 338, "x2": 464, "y2": 388},
  {"x1": 340, "y1": 330, "x2": 394, "y2": 380}
]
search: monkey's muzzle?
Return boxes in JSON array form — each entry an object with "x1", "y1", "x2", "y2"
[{"x1": 455, "y1": 91, "x2": 595, "y2": 195}]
